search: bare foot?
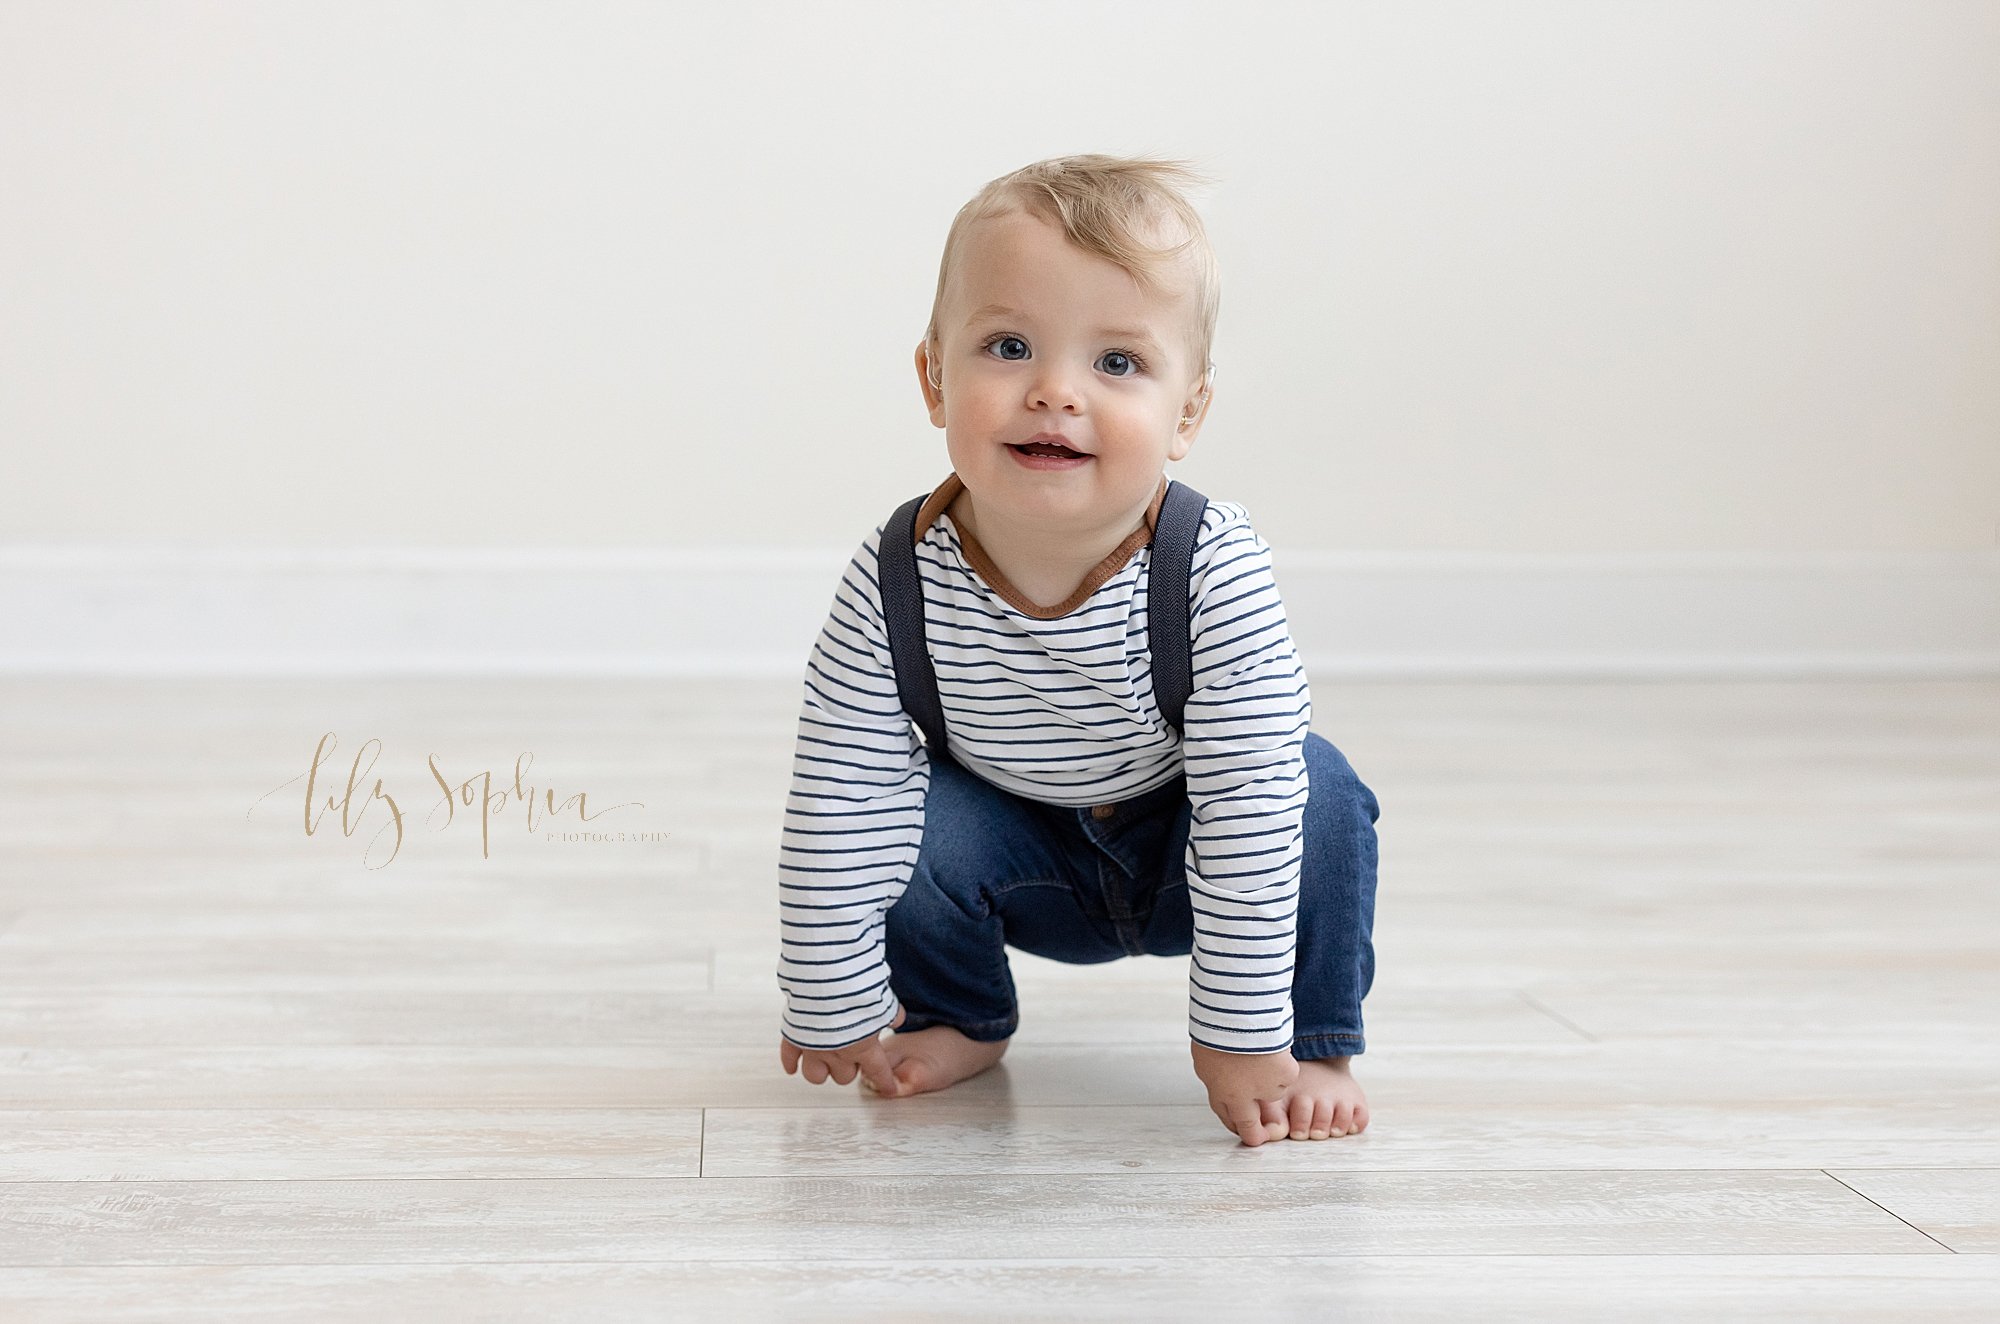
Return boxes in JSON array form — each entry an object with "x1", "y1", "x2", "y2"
[
  {"x1": 861, "y1": 1025, "x2": 1010, "y2": 1098},
  {"x1": 1262, "y1": 1056, "x2": 1370, "y2": 1141}
]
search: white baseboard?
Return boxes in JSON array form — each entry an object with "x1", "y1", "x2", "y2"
[{"x1": 1, "y1": 545, "x2": 1996, "y2": 679}]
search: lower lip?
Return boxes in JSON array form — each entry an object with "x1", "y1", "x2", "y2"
[{"x1": 1008, "y1": 445, "x2": 1091, "y2": 471}]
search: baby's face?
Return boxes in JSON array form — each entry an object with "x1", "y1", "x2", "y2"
[{"x1": 919, "y1": 208, "x2": 1208, "y2": 539}]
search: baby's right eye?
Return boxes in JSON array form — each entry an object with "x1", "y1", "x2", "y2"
[{"x1": 983, "y1": 334, "x2": 1030, "y2": 362}]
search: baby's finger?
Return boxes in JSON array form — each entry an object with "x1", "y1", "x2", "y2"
[
  {"x1": 1228, "y1": 1099, "x2": 1266, "y2": 1146},
  {"x1": 857, "y1": 1050, "x2": 902, "y2": 1097}
]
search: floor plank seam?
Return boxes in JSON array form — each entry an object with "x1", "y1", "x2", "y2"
[
  {"x1": 1819, "y1": 1169, "x2": 1959, "y2": 1254},
  {"x1": 7, "y1": 1176, "x2": 1984, "y2": 1192},
  {"x1": 2, "y1": 1252, "x2": 1986, "y2": 1269},
  {"x1": 1514, "y1": 991, "x2": 1599, "y2": 1042}
]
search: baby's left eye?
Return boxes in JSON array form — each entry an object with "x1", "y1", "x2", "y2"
[{"x1": 1099, "y1": 350, "x2": 1144, "y2": 377}]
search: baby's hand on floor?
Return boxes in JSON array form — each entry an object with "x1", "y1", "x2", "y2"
[
  {"x1": 1190, "y1": 1041, "x2": 1300, "y2": 1146},
  {"x1": 779, "y1": 1006, "x2": 907, "y2": 1096}
]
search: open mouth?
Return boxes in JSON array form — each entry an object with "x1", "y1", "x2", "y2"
[{"x1": 1010, "y1": 442, "x2": 1088, "y2": 459}]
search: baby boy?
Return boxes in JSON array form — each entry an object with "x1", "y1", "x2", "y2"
[{"x1": 775, "y1": 154, "x2": 1382, "y2": 1147}]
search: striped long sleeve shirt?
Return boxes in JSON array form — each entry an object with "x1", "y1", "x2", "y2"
[{"x1": 777, "y1": 471, "x2": 1311, "y2": 1055}]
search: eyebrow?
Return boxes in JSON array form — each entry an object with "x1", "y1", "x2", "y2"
[{"x1": 965, "y1": 303, "x2": 1165, "y2": 352}]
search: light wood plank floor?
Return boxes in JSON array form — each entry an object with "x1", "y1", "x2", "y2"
[{"x1": 2, "y1": 677, "x2": 1997, "y2": 1321}]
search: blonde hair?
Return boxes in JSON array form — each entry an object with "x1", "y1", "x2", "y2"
[{"x1": 925, "y1": 153, "x2": 1220, "y2": 394}]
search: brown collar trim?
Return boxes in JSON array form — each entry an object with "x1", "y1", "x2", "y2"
[{"x1": 910, "y1": 472, "x2": 1170, "y2": 619}]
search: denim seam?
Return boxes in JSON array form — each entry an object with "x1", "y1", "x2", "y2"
[{"x1": 986, "y1": 878, "x2": 1074, "y2": 901}]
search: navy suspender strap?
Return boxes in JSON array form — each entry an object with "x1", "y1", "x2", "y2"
[
  {"x1": 1147, "y1": 478, "x2": 1210, "y2": 737},
  {"x1": 879, "y1": 493, "x2": 950, "y2": 761},
  {"x1": 878, "y1": 480, "x2": 1211, "y2": 766}
]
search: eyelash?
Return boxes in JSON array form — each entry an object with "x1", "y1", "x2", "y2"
[{"x1": 978, "y1": 333, "x2": 1150, "y2": 376}]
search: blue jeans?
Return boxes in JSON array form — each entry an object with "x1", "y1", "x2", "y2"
[{"x1": 883, "y1": 732, "x2": 1380, "y2": 1061}]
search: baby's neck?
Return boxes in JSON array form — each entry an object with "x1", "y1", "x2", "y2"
[{"x1": 948, "y1": 489, "x2": 1151, "y2": 610}]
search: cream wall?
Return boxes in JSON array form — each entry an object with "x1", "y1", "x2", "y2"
[{"x1": 2, "y1": 0, "x2": 1996, "y2": 557}]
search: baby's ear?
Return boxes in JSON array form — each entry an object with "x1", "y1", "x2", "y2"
[
  {"x1": 1170, "y1": 385, "x2": 1211, "y2": 459},
  {"x1": 914, "y1": 340, "x2": 945, "y2": 424}
]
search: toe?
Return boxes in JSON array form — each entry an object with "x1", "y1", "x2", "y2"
[
  {"x1": 1308, "y1": 1098, "x2": 1334, "y2": 1141},
  {"x1": 1286, "y1": 1096, "x2": 1314, "y2": 1141}
]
